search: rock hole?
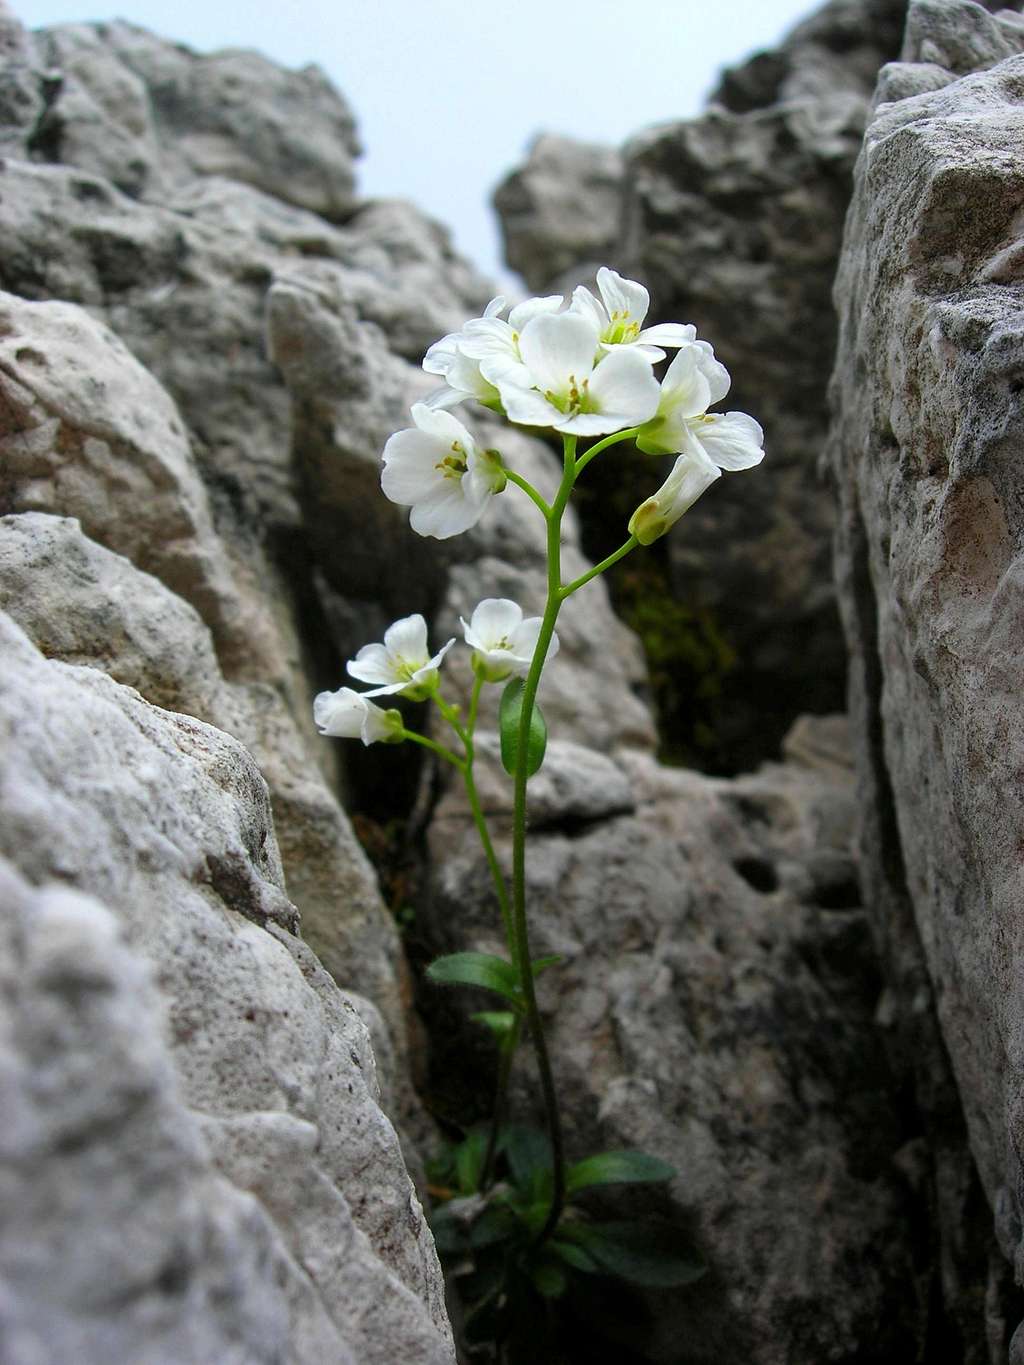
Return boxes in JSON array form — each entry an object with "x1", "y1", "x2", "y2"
[{"x1": 733, "y1": 855, "x2": 778, "y2": 894}]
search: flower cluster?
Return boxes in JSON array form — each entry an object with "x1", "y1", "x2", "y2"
[
  {"x1": 382, "y1": 267, "x2": 764, "y2": 542},
  {"x1": 315, "y1": 604, "x2": 557, "y2": 745}
]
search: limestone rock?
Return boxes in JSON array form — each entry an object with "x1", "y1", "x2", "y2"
[
  {"x1": 828, "y1": 11, "x2": 1024, "y2": 1354},
  {"x1": 27, "y1": 19, "x2": 361, "y2": 218},
  {"x1": 424, "y1": 717, "x2": 922, "y2": 1361},
  {"x1": 0, "y1": 511, "x2": 422, "y2": 1143},
  {"x1": 0, "y1": 611, "x2": 455, "y2": 1363},
  {"x1": 492, "y1": 133, "x2": 624, "y2": 293}
]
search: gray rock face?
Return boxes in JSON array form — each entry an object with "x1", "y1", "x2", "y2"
[
  {"x1": 423, "y1": 715, "x2": 923, "y2": 1362},
  {"x1": 616, "y1": 1, "x2": 910, "y2": 771},
  {"x1": 24, "y1": 18, "x2": 361, "y2": 218},
  {"x1": 0, "y1": 612, "x2": 455, "y2": 1364},
  {"x1": 492, "y1": 133, "x2": 624, "y2": 294},
  {"x1": 828, "y1": 3, "x2": 1024, "y2": 1355}
]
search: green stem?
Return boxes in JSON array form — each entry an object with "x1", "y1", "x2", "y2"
[
  {"x1": 511, "y1": 432, "x2": 576, "y2": 1245},
  {"x1": 560, "y1": 535, "x2": 638, "y2": 599},
  {"x1": 480, "y1": 1015, "x2": 522, "y2": 1191},
  {"x1": 574, "y1": 425, "x2": 641, "y2": 478},
  {"x1": 461, "y1": 673, "x2": 515, "y2": 956},
  {"x1": 398, "y1": 728, "x2": 464, "y2": 770},
  {"x1": 505, "y1": 468, "x2": 552, "y2": 520}
]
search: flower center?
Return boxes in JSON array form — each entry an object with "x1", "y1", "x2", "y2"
[
  {"x1": 604, "y1": 310, "x2": 640, "y2": 346},
  {"x1": 545, "y1": 374, "x2": 591, "y2": 416},
  {"x1": 435, "y1": 439, "x2": 469, "y2": 482}
]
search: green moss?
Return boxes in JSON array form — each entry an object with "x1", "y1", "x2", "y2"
[{"x1": 616, "y1": 556, "x2": 737, "y2": 768}]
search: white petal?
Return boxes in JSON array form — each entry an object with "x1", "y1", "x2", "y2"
[
  {"x1": 507, "y1": 615, "x2": 544, "y2": 661},
  {"x1": 695, "y1": 411, "x2": 765, "y2": 471},
  {"x1": 519, "y1": 312, "x2": 599, "y2": 394},
  {"x1": 637, "y1": 322, "x2": 697, "y2": 349},
  {"x1": 409, "y1": 483, "x2": 486, "y2": 539},
  {"x1": 694, "y1": 341, "x2": 731, "y2": 405},
  {"x1": 360, "y1": 701, "x2": 396, "y2": 745},
  {"x1": 422, "y1": 384, "x2": 470, "y2": 411},
  {"x1": 660, "y1": 346, "x2": 713, "y2": 418},
  {"x1": 496, "y1": 381, "x2": 564, "y2": 428},
  {"x1": 410, "y1": 402, "x2": 476, "y2": 449},
  {"x1": 569, "y1": 285, "x2": 608, "y2": 333},
  {"x1": 409, "y1": 636, "x2": 455, "y2": 684},
  {"x1": 381, "y1": 428, "x2": 447, "y2": 504},
  {"x1": 585, "y1": 348, "x2": 661, "y2": 425},
  {"x1": 347, "y1": 642, "x2": 395, "y2": 686},
  {"x1": 422, "y1": 333, "x2": 460, "y2": 376},
  {"x1": 483, "y1": 295, "x2": 507, "y2": 319},
  {"x1": 596, "y1": 268, "x2": 649, "y2": 324},
  {"x1": 314, "y1": 687, "x2": 362, "y2": 737},
  {"x1": 467, "y1": 598, "x2": 523, "y2": 649},
  {"x1": 383, "y1": 613, "x2": 429, "y2": 663},
  {"x1": 459, "y1": 317, "x2": 518, "y2": 360},
  {"x1": 507, "y1": 295, "x2": 563, "y2": 331}
]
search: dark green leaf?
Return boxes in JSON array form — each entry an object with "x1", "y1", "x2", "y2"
[
  {"x1": 426, "y1": 951, "x2": 521, "y2": 1004},
  {"x1": 566, "y1": 1149, "x2": 676, "y2": 1196},
  {"x1": 468, "y1": 1204, "x2": 519, "y2": 1250},
  {"x1": 530, "y1": 1258, "x2": 569, "y2": 1300},
  {"x1": 504, "y1": 1124, "x2": 553, "y2": 1190},
  {"x1": 551, "y1": 1238, "x2": 601, "y2": 1272},
  {"x1": 499, "y1": 678, "x2": 547, "y2": 778},
  {"x1": 455, "y1": 1129, "x2": 488, "y2": 1196},
  {"x1": 428, "y1": 1205, "x2": 464, "y2": 1255},
  {"x1": 567, "y1": 1220, "x2": 707, "y2": 1288}
]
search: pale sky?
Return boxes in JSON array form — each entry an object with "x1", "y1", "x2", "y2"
[{"x1": 14, "y1": 0, "x2": 818, "y2": 281}]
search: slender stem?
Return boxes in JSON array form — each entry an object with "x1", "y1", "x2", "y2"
[
  {"x1": 461, "y1": 673, "x2": 515, "y2": 956},
  {"x1": 560, "y1": 535, "x2": 638, "y2": 599},
  {"x1": 574, "y1": 425, "x2": 641, "y2": 478},
  {"x1": 511, "y1": 433, "x2": 576, "y2": 1244},
  {"x1": 480, "y1": 1016, "x2": 522, "y2": 1190},
  {"x1": 505, "y1": 468, "x2": 552, "y2": 520},
  {"x1": 399, "y1": 728, "x2": 464, "y2": 770}
]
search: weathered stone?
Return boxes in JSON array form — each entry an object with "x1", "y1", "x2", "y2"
[
  {"x1": 828, "y1": 12, "x2": 1024, "y2": 1355},
  {"x1": 0, "y1": 0, "x2": 41, "y2": 155},
  {"x1": 492, "y1": 133, "x2": 624, "y2": 293},
  {"x1": 424, "y1": 716, "x2": 923, "y2": 1362},
  {"x1": 0, "y1": 511, "x2": 425, "y2": 1147},
  {"x1": 0, "y1": 611, "x2": 455, "y2": 1363},
  {"x1": 27, "y1": 19, "x2": 361, "y2": 218}
]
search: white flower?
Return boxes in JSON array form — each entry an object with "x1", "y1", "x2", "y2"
[
  {"x1": 570, "y1": 268, "x2": 696, "y2": 361},
  {"x1": 636, "y1": 343, "x2": 763, "y2": 470},
  {"x1": 314, "y1": 687, "x2": 401, "y2": 745},
  {"x1": 483, "y1": 312, "x2": 660, "y2": 437},
  {"x1": 347, "y1": 612, "x2": 455, "y2": 698},
  {"x1": 628, "y1": 446, "x2": 722, "y2": 546},
  {"x1": 422, "y1": 294, "x2": 562, "y2": 412},
  {"x1": 381, "y1": 403, "x2": 506, "y2": 539},
  {"x1": 460, "y1": 598, "x2": 559, "y2": 683}
]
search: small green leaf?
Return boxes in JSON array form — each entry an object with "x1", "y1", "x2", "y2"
[
  {"x1": 551, "y1": 1238, "x2": 601, "y2": 1272},
  {"x1": 530, "y1": 1258, "x2": 569, "y2": 1300},
  {"x1": 566, "y1": 1219, "x2": 707, "y2": 1288},
  {"x1": 455, "y1": 1129, "x2": 488, "y2": 1196},
  {"x1": 566, "y1": 1149, "x2": 676, "y2": 1197},
  {"x1": 530, "y1": 954, "x2": 562, "y2": 978},
  {"x1": 499, "y1": 679, "x2": 547, "y2": 778},
  {"x1": 504, "y1": 1124, "x2": 553, "y2": 1190},
  {"x1": 426, "y1": 952, "x2": 521, "y2": 1005},
  {"x1": 471, "y1": 1010, "x2": 517, "y2": 1041}
]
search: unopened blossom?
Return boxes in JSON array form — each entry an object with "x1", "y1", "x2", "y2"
[
  {"x1": 347, "y1": 612, "x2": 454, "y2": 699},
  {"x1": 484, "y1": 312, "x2": 660, "y2": 437},
  {"x1": 314, "y1": 687, "x2": 401, "y2": 745},
  {"x1": 636, "y1": 343, "x2": 763, "y2": 470},
  {"x1": 381, "y1": 404, "x2": 506, "y2": 539},
  {"x1": 628, "y1": 445, "x2": 722, "y2": 546},
  {"x1": 460, "y1": 598, "x2": 559, "y2": 682},
  {"x1": 570, "y1": 268, "x2": 696, "y2": 361}
]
